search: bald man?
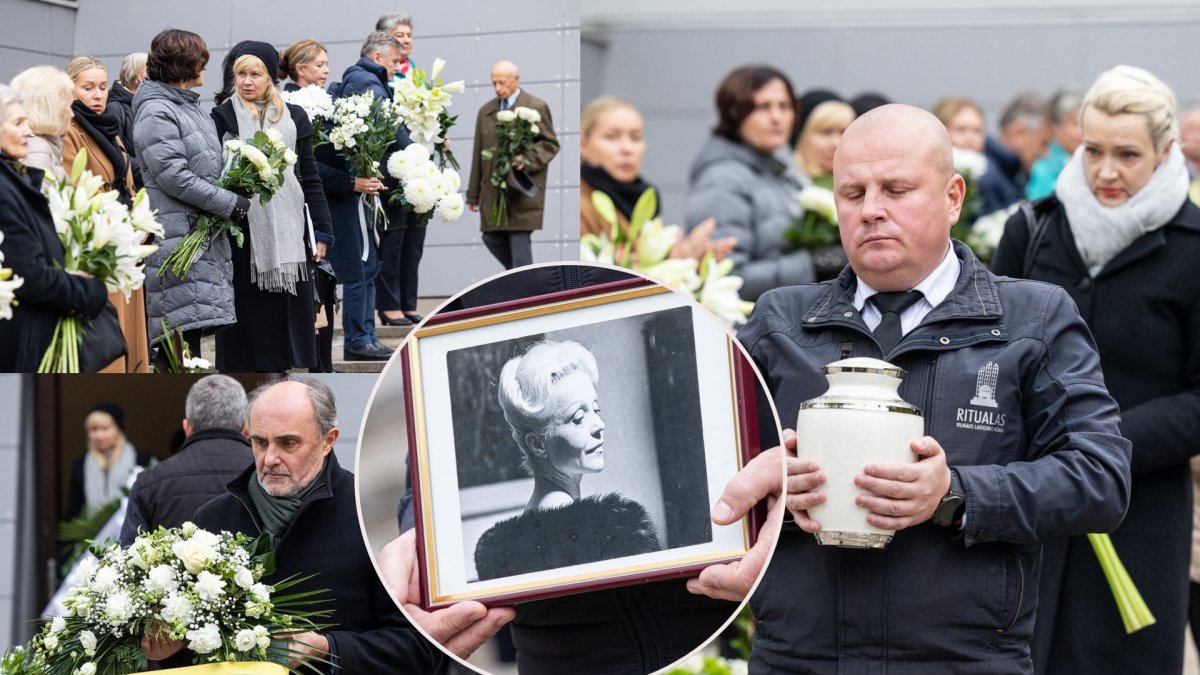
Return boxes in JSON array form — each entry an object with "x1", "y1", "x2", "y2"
[
  {"x1": 691, "y1": 105, "x2": 1130, "y2": 673},
  {"x1": 466, "y1": 60, "x2": 560, "y2": 270}
]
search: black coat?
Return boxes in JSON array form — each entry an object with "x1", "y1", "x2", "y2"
[
  {"x1": 0, "y1": 158, "x2": 108, "y2": 372},
  {"x1": 66, "y1": 448, "x2": 154, "y2": 522},
  {"x1": 210, "y1": 100, "x2": 333, "y2": 372},
  {"x1": 992, "y1": 194, "x2": 1200, "y2": 675},
  {"x1": 118, "y1": 426, "x2": 252, "y2": 546},
  {"x1": 195, "y1": 454, "x2": 442, "y2": 674}
]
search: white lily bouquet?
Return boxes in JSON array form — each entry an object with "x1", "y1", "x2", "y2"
[
  {"x1": 159, "y1": 130, "x2": 297, "y2": 280},
  {"x1": 385, "y1": 143, "x2": 465, "y2": 225},
  {"x1": 38, "y1": 151, "x2": 163, "y2": 373},
  {"x1": 392, "y1": 57, "x2": 465, "y2": 170},
  {"x1": 280, "y1": 85, "x2": 334, "y2": 125},
  {"x1": 0, "y1": 524, "x2": 331, "y2": 675},
  {"x1": 480, "y1": 105, "x2": 542, "y2": 227},
  {"x1": 0, "y1": 231, "x2": 24, "y2": 321},
  {"x1": 582, "y1": 188, "x2": 755, "y2": 327},
  {"x1": 322, "y1": 91, "x2": 403, "y2": 227},
  {"x1": 784, "y1": 185, "x2": 839, "y2": 251}
]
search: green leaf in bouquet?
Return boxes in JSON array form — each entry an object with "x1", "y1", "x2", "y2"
[
  {"x1": 628, "y1": 188, "x2": 657, "y2": 240},
  {"x1": 228, "y1": 222, "x2": 246, "y2": 249},
  {"x1": 590, "y1": 190, "x2": 619, "y2": 239},
  {"x1": 70, "y1": 147, "x2": 88, "y2": 184},
  {"x1": 249, "y1": 533, "x2": 277, "y2": 576}
]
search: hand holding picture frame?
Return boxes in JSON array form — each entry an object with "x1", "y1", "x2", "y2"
[{"x1": 403, "y1": 278, "x2": 766, "y2": 609}]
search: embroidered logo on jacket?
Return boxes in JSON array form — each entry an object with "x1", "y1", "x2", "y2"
[{"x1": 956, "y1": 361, "x2": 1007, "y2": 433}]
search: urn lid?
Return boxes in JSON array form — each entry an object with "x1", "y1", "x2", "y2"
[{"x1": 822, "y1": 357, "x2": 905, "y2": 379}]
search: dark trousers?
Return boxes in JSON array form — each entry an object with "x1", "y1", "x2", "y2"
[
  {"x1": 482, "y1": 231, "x2": 533, "y2": 270},
  {"x1": 376, "y1": 224, "x2": 427, "y2": 312}
]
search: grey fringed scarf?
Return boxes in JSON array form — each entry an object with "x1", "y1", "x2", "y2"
[{"x1": 232, "y1": 95, "x2": 308, "y2": 294}]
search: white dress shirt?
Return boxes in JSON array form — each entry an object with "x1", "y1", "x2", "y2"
[{"x1": 852, "y1": 243, "x2": 961, "y2": 336}]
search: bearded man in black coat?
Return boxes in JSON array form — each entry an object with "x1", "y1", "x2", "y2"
[{"x1": 144, "y1": 377, "x2": 442, "y2": 672}]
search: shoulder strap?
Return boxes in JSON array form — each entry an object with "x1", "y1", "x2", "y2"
[{"x1": 1021, "y1": 200, "x2": 1050, "y2": 278}]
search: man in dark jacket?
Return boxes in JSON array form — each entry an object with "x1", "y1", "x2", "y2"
[
  {"x1": 105, "y1": 52, "x2": 145, "y2": 190},
  {"x1": 192, "y1": 377, "x2": 441, "y2": 672},
  {"x1": 978, "y1": 92, "x2": 1052, "y2": 216},
  {"x1": 323, "y1": 30, "x2": 413, "y2": 361},
  {"x1": 118, "y1": 374, "x2": 251, "y2": 546},
  {"x1": 694, "y1": 104, "x2": 1131, "y2": 674}
]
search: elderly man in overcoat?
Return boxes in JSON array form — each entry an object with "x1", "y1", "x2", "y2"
[{"x1": 466, "y1": 60, "x2": 560, "y2": 270}]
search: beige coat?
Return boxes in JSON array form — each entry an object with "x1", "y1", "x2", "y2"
[
  {"x1": 61, "y1": 120, "x2": 150, "y2": 373},
  {"x1": 466, "y1": 89, "x2": 560, "y2": 232}
]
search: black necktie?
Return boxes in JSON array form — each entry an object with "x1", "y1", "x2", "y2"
[
  {"x1": 499, "y1": 99, "x2": 509, "y2": 111},
  {"x1": 870, "y1": 291, "x2": 924, "y2": 355}
]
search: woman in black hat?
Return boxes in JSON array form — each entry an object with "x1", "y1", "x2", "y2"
[
  {"x1": 210, "y1": 40, "x2": 334, "y2": 373},
  {"x1": 66, "y1": 402, "x2": 153, "y2": 521}
]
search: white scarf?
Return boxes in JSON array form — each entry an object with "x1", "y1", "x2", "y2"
[
  {"x1": 1055, "y1": 143, "x2": 1189, "y2": 276},
  {"x1": 83, "y1": 441, "x2": 137, "y2": 510}
]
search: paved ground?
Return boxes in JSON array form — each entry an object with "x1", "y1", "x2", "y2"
[{"x1": 198, "y1": 296, "x2": 447, "y2": 373}]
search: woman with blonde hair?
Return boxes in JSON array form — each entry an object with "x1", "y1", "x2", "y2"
[
  {"x1": 931, "y1": 96, "x2": 987, "y2": 153},
  {"x1": 8, "y1": 65, "x2": 73, "y2": 184},
  {"x1": 62, "y1": 56, "x2": 149, "y2": 372},
  {"x1": 63, "y1": 56, "x2": 135, "y2": 207},
  {"x1": 210, "y1": 41, "x2": 333, "y2": 372},
  {"x1": 993, "y1": 64, "x2": 1200, "y2": 674},
  {"x1": 792, "y1": 90, "x2": 855, "y2": 186},
  {"x1": 580, "y1": 95, "x2": 731, "y2": 260},
  {"x1": 279, "y1": 39, "x2": 330, "y2": 91}
]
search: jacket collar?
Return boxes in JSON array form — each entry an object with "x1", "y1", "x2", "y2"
[
  {"x1": 352, "y1": 57, "x2": 391, "y2": 92},
  {"x1": 804, "y1": 240, "x2": 1004, "y2": 329},
  {"x1": 180, "y1": 426, "x2": 251, "y2": 451},
  {"x1": 224, "y1": 451, "x2": 340, "y2": 537}
]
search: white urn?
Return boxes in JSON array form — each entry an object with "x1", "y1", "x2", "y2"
[{"x1": 796, "y1": 357, "x2": 923, "y2": 548}]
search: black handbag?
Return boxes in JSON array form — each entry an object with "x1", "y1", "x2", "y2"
[{"x1": 79, "y1": 301, "x2": 127, "y2": 373}]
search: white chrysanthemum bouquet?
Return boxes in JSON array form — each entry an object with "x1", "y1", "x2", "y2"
[
  {"x1": 320, "y1": 90, "x2": 403, "y2": 225},
  {"x1": 392, "y1": 57, "x2": 465, "y2": 170},
  {"x1": 281, "y1": 85, "x2": 334, "y2": 124},
  {"x1": 159, "y1": 129, "x2": 296, "y2": 280},
  {"x1": 385, "y1": 143, "x2": 464, "y2": 225},
  {"x1": 480, "y1": 105, "x2": 543, "y2": 226},
  {"x1": 0, "y1": 231, "x2": 24, "y2": 321},
  {"x1": 1, "y1": 524, "x2": 331, "y2": 675},
  {"x1": 582, "y1": 188, "x2": 755, "y2": 328},
  {"x1": 37, "y1": 151, "x2": 163, "y2": 372}
]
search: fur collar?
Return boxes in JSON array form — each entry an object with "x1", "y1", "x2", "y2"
[{"x1": 474, "y1": 493, "x2": 660, "y2": 581}]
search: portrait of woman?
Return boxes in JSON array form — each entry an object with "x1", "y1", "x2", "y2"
[{"x1": 472, "y1": 340, "x2": 662, "y2": 581}]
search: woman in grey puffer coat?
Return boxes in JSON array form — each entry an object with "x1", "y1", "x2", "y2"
[
  {"x1": 685, "y1": 65, "x2": 820, "y2": 301},
  {"x1": 132, "y1": 29, "x2": 248, "y2": 361}
]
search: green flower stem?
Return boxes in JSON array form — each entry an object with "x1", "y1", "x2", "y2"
[
  {"x1": 37, "y1": 316, "x2": 82, "y2": 373},
  {"x1": 1087, "y1": 532, "x2": 1155, "y2": 633}
]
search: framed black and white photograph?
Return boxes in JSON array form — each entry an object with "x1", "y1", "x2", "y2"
[{"x1": 403, "y1": 280, "x2": 761, "y2": 608}]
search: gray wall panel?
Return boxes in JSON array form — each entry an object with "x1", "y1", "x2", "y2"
[{"x1": 0, "y1": 0, "x2": 75, "y2": 56}]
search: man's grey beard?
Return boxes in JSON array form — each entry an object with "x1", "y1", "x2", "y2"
[{"x1": 258, "y1": 470, "x2": 313, "y2": 498}]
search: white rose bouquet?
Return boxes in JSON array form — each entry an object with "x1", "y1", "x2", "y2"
[
  {"x1": 582, "y1": 188, "x2": 755, "y2": 328},
  {"x1": 784, "y1": 185, "x2": 839, "y2": 251},
  {"x1": 159, "y1": 129, "x2": 297, "y2": 280},
  {"x1": 480, "y1": 105, "x2": 543, "y2": 226},
  {"x1": 392, "y1": 57, "x2": 466, "y2": 170},
  {"x1": 280, "y1": 84, "x2": 334, "y2": 125},
  {"x1": 0, "y1": 230, "x2": 24, "y2": 321},
  {"x1": 385, "y1": 143, "x2": 465, "y2": 225},
  {"x1": 38, "y1": 151, "x2": 164, "y2": 373},
  {"x1": 1, "y1": 524, "x2": 331, "y2": 675}
]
